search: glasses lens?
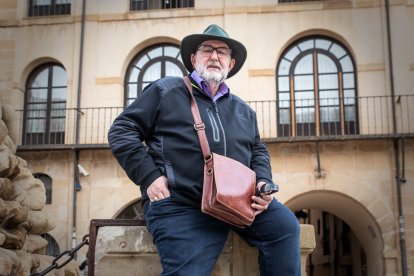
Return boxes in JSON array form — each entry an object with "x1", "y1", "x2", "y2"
[
  {"x1": 198, "y1": 45, "x2": 231, "y2": 57},
  {"x1": 199, "y1": 45, "x2": 214, "y2": 55}
]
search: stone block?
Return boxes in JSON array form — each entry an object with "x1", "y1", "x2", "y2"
[{"x1": 27, "y1": 210, "x2": 56, "y2": 234}]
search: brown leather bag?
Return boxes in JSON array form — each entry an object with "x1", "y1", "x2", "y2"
[{"x1": 183, "y1": 76, "x2": 256, "y2": 228}]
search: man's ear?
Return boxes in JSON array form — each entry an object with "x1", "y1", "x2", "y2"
[
  {"x1": 190, "y1": 53, "x2": 196, "y2": 69},
  {"x1": 228, "y1": 58, "x2": 236, "y2": 72}
]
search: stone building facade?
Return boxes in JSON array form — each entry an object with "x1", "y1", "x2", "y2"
[{"x1": 0, "y1": 0, "x2": 413, "y2": 275}]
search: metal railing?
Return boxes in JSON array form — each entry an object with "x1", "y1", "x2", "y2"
[
  {"x1": 16, "y1": 107, "x2": 123, "y2": 149},
  {"x1": 278, "y1": 0, "x2": 328, "y2": 3},
  {"x1": 28, "y1": 0, "x2": 71, "y2": 17},
  {"x1": 130, "y1": 0, "x2": 194, "y2": 11},
  {"x1": 15, "y1": 95, "x2": 414, "y2": 150}
]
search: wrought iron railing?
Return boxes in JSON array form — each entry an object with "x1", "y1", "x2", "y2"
[
  {"x1": 28, "y1": 0, "x2": 71, "y2": 17},
  {"x1": 278, "y1": 0, "x2": 327, "y2": 3},
  {"x1": 130, "y1": 0, "x2": 194, "y2": 11},
  {"x1": 15, "y1": 95, "x2": 414, "y2": 149}
]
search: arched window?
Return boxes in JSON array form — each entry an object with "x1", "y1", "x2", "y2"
[
  {"x1": 34, "y1": 173, "x2": 52, "y2": 204},
  {"x1": 24, "y1": 63, "x2": 67, "y2": 145},
  {"x1": 41, "y1": 233, "x2": 60, "y2": 257},
  {"x1": 276, "y1": 36, "x2": 358, "y2": 138},
  {"x1": 124, "y1": 43, "x2": 187, "y2": 106},
  {"x1": 115, "y1": 199, "x2": 144, "y2": 220}
]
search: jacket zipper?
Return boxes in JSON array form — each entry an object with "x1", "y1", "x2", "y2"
[
  {"x1": 207, "y1": 108, "x2": 220, "y2": 142},
  {"x1": 213, "y1": 102, "x2": 227, "y2": 156},
  {"x1": 192, "y1": 84, "x2": 228, "y2": 156}
]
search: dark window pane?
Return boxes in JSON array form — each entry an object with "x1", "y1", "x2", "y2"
[
  {"x1": 29, "y1": 0, "x2": 71, "y2": 17},
  {"x1": 34, "y1": 173, "x2": 52, "y2": 204},
  {"x1": 130, "y1": 0, "x2": 194, "y2": 11},
  {"x1": 41, "y1": 234, "x2": 60, "y2": 256}
]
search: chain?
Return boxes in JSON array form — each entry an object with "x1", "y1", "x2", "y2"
[{"x1": 30, "y1": 234, "x2": 89, "y2": 276}]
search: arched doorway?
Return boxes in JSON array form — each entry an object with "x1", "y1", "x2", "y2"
[
  {"x1": 287, "y1": 190, "x2": 384, "y2": 276},
  {"x1": 296, "y1": 209, "x2": 367, "y2": 276}
]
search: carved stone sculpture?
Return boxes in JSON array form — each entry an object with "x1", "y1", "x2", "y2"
[{"x1": 0, "y1": 98, "x2": 80, "y2": 275}]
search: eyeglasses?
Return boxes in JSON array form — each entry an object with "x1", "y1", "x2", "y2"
[{"x1": 197, "y1": 45, "x2": 232, "y2": 58}]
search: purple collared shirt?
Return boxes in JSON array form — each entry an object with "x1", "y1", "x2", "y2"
[{"x1": 190, "y1": 71, "x2": 229, "y2": 102}]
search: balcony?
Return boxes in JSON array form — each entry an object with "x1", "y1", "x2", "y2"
[{"x1": 15, "y1": 95, "x2": 414, "y2": 151}]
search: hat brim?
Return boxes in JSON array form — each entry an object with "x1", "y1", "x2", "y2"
[{"x1": 181, "y1": 34, "x2": 247, "y2": 79}]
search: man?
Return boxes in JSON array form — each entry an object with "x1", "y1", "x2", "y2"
[{"x1": 108, "y1": 24, "x2": 300, "y2": 275}]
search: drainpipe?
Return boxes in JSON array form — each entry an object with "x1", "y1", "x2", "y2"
[
  {"x1": 72, "y1": 0, "x2": 87, "y2": 253},
  {"x1": 384, "y1": 0, "x2": 407, "y2": 275}
]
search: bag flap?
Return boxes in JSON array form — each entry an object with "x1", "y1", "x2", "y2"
[{"x1": 212, "y1": 153, "x2": 255, "y2": 220}]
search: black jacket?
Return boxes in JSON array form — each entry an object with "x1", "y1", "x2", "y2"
[{"x1": 108, "y1": 76, "x2": 273, "y2": 209}]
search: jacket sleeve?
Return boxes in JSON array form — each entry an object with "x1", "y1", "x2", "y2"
[
  {"x1": 250, "y1": 114, "x2": 274, "y2": 185},
  {"x1": 108, "y1": 82, "x2": 164, "y2": 191}
]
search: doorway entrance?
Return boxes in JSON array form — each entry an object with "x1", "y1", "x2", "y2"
[
  {"x1": 298, "y1": 209, "x2": 367, "y2": 276},
  {"x1": 288, "y1": 190, "x2": 383, "y2": 276}
]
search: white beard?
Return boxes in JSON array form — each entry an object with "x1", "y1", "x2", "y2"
[{"x1": 195, "y1": 62, "x2": 228, "y2": 85}]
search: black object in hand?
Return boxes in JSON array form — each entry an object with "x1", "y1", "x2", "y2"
[{"x1": 256, "y1": 182, "x2": 279, "y2": 196}]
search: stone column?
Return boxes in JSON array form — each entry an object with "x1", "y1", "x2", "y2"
[{"x1": 300, "y1": 224, "x2": 316, "y2": 276}]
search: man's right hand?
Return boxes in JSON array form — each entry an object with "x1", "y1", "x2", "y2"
[{"x1": 147, "y1": 175, "x2": 170, "y2": 202}]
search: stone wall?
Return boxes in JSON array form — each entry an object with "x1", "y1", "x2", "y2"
[
  {"x1": 92, "y1": 223, "x2": 315, "y2": 276},
  {"x1": 0, "y1": 97, "x2": 79, "y2": 275}
]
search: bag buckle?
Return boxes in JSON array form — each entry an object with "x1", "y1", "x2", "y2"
[
  {"x1": 194, "y1": 123, "x2": 205, "y2": 131},
  {"x1": 204, "y1": 154, "x2": 213, "y2": 163}
]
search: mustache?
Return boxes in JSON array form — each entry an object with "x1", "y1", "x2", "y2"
[{"x1": 207, "y1": 61, "x2": 221, "y2": 68}]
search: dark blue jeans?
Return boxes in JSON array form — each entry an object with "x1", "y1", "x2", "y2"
[{"x1": 144, "y1": 198, "x2": 301, "y2": 276}]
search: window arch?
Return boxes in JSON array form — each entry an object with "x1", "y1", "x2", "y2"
[
  {"x1": 276, "y1": 36, "x2": 358, "y2": 138},
  {"x1": 124, "y1": 43, "x2": 187, "y2": 106},
  {"x1": 23, "y1": 63, "x2": 67, "y2": 145},
  {"x1": 115, "y1": 199, "x2": 144, "y2": 220},
  {"x1": 34, "y1": 173, "x2": 52, "y2": 204},
  {"x1": 41, "y1": 233, "x2": 60, "y2": 257}
]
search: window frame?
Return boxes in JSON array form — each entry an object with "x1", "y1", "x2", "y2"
[
  {"x1": 23, "y1": 63, "x2": 67, "y2": 145},
  {"x1": 124, "y1": 43, "x2": 187, "y2": 106},
  {"x1": 276, "y1": 36, "x2": 358, "y2": 138}
]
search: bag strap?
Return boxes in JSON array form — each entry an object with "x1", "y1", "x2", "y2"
[{"x1": 183, "y1": 76, "x2": 212, "y2": 161}]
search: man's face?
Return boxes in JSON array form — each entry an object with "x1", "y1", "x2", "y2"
[{"x1": 190, "y1": 40, "x2": 236, "y2": 84}]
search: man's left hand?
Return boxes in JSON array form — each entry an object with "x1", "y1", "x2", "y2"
[{"x1": 251, "y1": 181, "x2": 273, "y2": 215}]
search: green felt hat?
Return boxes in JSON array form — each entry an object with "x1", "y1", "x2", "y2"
[{"x1": 181, "y1": 24, "x2": 247, "y2": 79}]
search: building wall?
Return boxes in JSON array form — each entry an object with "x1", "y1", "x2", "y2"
[
  {"x1": 17, "y1": 139, "x2": 414, "y2": 275},
  {"x1": 1, "y1": 0, "x2": 413, "y2": 275}
]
